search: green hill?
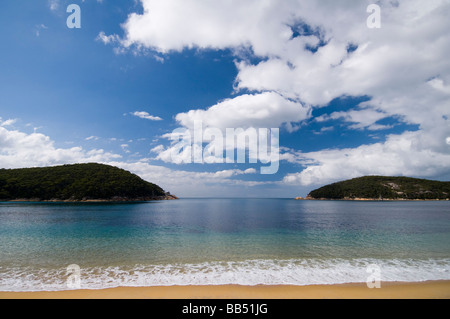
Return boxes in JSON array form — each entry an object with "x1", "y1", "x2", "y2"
[
  {"x1": 305, "y1": 176, "x2": 450, "y2": 200},
  {"x1": 0, "y1": 163, "x2": 174, "y2": 202}
]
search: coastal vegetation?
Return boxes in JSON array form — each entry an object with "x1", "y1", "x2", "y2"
[
  {"x1": 0, "y1": 163, "x2": 173, "y2": 201},
  {"x1": 302, "y1": 176, "x2": 450, "y2": 200}
]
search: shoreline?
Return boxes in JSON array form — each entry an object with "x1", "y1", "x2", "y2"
[
  {"x1": 3, "y1": 196, "x2": 179, "y2": 203},
  {"x1": 1, "y1": 281, "x2": 449, "y2": 299},
  {"x1": 295, "y1": 197, "x2": 450, "y2": 201}
]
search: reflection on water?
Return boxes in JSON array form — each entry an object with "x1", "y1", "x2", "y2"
[
  {"x1": 0, "y1": 199, "x2": 449, "y2": 290},
  {"x1": 1, "y1": 199, "x2": 449, "y2": 266}
]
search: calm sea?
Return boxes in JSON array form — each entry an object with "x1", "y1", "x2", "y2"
[{"x1": 0, "y1": 199, "x2": 449, "y2": 291}]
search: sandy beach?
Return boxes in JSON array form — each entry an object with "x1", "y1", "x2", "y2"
[{"x1": 1, "y1": 281, "x2": 449, "y2": 299}]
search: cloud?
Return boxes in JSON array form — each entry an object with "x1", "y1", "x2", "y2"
[
  {"x1": 150, "y1": 144, "x2": 165, "y2": 154},
  {"x1": 316, "y1": 107, "x2": 392, "y2": 131},
  {"x1": 119, "y1": 0, "x2": 296, "y2": 54},
  {"x1": 151, "y1": 92, "x2": 299, "y2": 167},
  {"x1": 0, "y1": 118, "x2": 17, "y2": 127},
  {"x1": 0, "y1": 124, "x2": 270, "y2": 196},
  {"x1": 175, "y1": 92, "x2": 309, "y2": 131},
  {"x1": 97, "y1": 31, "x2": 120, "y2": 45},
  {"x1": 131, "y1": 111, "x2": 163, "y2": 121},
  {"x1": 107, "y1": 0, "x2": 450, "y2": 186},
  {"x1": 34, "y1": 24, "x2": 48, "y2": 37},
  {"x1": 283, "y1": 128, "x2": 450, "y2": 186},
  {"x1": 212, "y1": 168, "x2": 256, "y2": 179},
  {"x1": 428, "y1": 77, "x2": 450, "y2": 95},
  {"x1": 78, "y1": 1, "x2": 450, "y2": 186},
  {"x1": 0, "y1": 126, "x2": 121, "y2": 169},
  {"x1": 114, "y1": 0, "x2": 450, "y2": 108},
  {"x1": 48, "y1": 0, "x2": 59, "y2": 11},
  {"x1": 107, "y1": 160, "x2": 270, "y2": 197}
]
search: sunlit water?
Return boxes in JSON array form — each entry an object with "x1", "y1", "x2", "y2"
[{"x1": 0, "y1": 199, "x2": 449, "y2": 291}]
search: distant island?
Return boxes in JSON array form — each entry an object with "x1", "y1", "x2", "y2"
[
  {"x1": 0, "y1": 163, "x2": 177, "y2": 202},
  {"x1": 296, "y1": 176, "x2": 450, "y2": 201}
]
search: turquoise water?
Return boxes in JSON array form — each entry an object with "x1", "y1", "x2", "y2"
[{"x1": 0, "y1": 199, "x2": 449, "y2": 291}]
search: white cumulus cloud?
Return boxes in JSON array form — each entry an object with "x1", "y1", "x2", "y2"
[
  {"x1": 175, "y1": 92, "x2": 310, "y2": 131},
  {"x1": 90, "y1": 0, "x2": 450, "y2": 185},
  {"x1": 0, "y1": 126, "x2": 122, "y2": 169},
  {"x1": 131, "y1": 111, "x2": 163, "y2": 121}
]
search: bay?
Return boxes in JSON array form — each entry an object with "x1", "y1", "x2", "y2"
[{"x1": 0, "y1": 199, "x2": 449, "y2": 291}]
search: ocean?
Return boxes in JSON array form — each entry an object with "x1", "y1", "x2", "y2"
[{"x1": 0, "y1": 198, "x2": 449, "y2": 292}]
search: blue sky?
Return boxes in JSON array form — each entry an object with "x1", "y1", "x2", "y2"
[{"x1": 1, "y1": 0, "x2": 449, "y2": 197}]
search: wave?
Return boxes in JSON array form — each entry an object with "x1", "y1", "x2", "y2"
[{"x1": 1, "y1": 258, "x2": 450, "y2": 292}]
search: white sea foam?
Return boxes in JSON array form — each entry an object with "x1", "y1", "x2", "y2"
[{"x1": 1, "y1": 258, "x2": 450, "y2": 292}]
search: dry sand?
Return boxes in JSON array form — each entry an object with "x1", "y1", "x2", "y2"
[{"x1": 1, "y1": 281, "x2": 449, "y2": 299}]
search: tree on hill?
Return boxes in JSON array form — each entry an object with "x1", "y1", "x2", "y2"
[
  {"x1": 308, "y1": 176, "x2": 450, "y2": 200},
  {"x1": 0, "y1": 163, "x2": 167, "y2": 201}
]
